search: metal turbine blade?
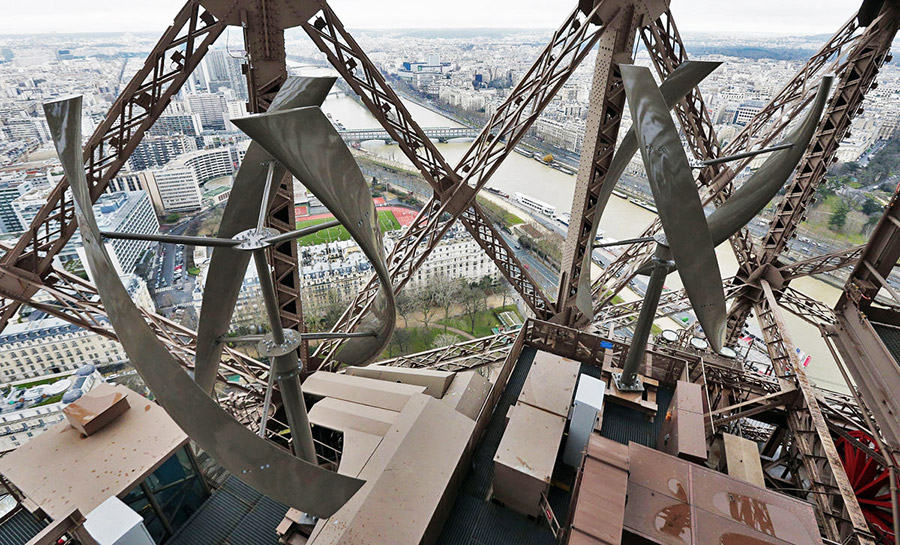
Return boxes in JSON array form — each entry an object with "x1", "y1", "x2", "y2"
[
  {"x1": 194, "y1": 76, "x2": 336, "y2": 394},
  {"x1": 706, "y1": 75, "x2": 834, "y2": 245},
  {"x1": 44, "y1": 95, "x2": 363, "y2": 518},
  {"x1": 575, "y1": 61, "x2": 721, "y2": 318},
  {"x1": 233, "y1": 106, "x2": 396, "y2": 367},
  {"x1": 631, "y1": 75, "x2": 834, "y2": 277},
  {"x1": 621, "y1": 64, "x2": 727, "y2": 353}
]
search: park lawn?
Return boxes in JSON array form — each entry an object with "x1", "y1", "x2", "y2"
[
  {"x1": 295, "y1": 210, "x2": 401, "y2": 246},
  {"x1": 439, "y1": 305, "x2": 521, "y2": 338},
  {"x1": 477, "y1": 197, "x2": 524, "y2": 226}
]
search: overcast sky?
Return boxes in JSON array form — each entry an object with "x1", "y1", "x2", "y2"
[{"x1": 0, "y1": 1, "x2": 858, "y2": 36}]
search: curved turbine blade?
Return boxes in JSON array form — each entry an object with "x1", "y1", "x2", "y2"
[
  {"x1": 706, "y1": 76, "x2": 834, "y2": 245},
  {"x1": 45, "y1": 95, "x2": 363, "y2": 518},
  {"x1": 575, "y1": 61, "x2": 721, "y2": 318},
  {"x1": 233, "y1": 107, "x2": 396, "y2": 366},
  {"x1": 194, "y1": 76, "x2": 336, "y2": 394},
  {"x1": 631, "y1": 75, "x2": 834, "y2": 277},
  {"x1": 621, "y1": 65, "x2": 727, "y2": 352}
]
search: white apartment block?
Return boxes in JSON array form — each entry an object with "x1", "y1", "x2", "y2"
[
  {"x1": 403, "y1": 227, "x2": 499, "y2": 289},
  {"x1": 186, "y1": 92, "x2": 227, "y2": 131},
  {"x1": 297, "y1": 225, "x2": 498, "y2": 309},
  {"x1": 225, "y1": 100, "x2": 248, "y2": 131},
  {"x1": 534, "y1": 117, "x2": 585, "y2": 152},
  {"x1": 181, "y1": 147, "x2": 234, "y2": 183},
  {"x1": 92, "y1": 192, "x2": 159, "y2": 276},
  {"x1": 0, "y1": 316, "x2": 128, "y2": 381},
  {"x1": 12, "y1": 190, "x2": 157, "y2": 274},
  {"x1": 146, "y1": 147, "x2": 235, "y2": 214},
  {"x1": 149, "y1": 167, "x2": 203, "y2": 213}
]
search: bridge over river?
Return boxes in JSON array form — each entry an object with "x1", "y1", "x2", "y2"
[{"x1": 338, "y1": 126, "x2": 478, "y2": 143}]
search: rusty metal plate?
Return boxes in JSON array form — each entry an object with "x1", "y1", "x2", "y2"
[
  {"x1": 572, "y1": 456, "x2": 629, "y2": 543},
  {"x1": 628, "y1": 442, "x2": 692, "y2": 502},
  {"x1": 693, "y1": 508, "x2": 805, "y2": 545},
  {"x1": 690, "y1": 463, "x2": 822, "y2": 544}
]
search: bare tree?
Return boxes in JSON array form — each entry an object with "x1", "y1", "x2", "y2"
[
  {"x1": 432, "y1": 332, "x2": 460, "y2": 349},
  {"x1": 396, "y1": 291, "x2": 416, "y2": 329},
  {"x1": 460, "y1": 284, "x2": 486, "y2": 335},
  {"x1": 416, "y1": 282, "x2": 439, "y2": 330},
  {"x1": 496, "y1": 277, "x2": 512, "y2": 309},
  {"x1": 433, "y1": 275, "x2": 459, "y2": 331},
  {"x1": 389, "y1": 328, "x2": 411, "y2": 356}
]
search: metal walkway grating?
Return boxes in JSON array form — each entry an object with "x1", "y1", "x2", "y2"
[
  {"x1": 437, "y1": 346, "x2": 558, "y2": 545},
  {"x1": 0, "y1": 508, "x2": 47, "y2": 545},
  {"x1": 166, "y1": 475, "x2": 287, "y2": 545},
  {"x1": 873, "y1": 322, "x2": 900, "y2": 367}
]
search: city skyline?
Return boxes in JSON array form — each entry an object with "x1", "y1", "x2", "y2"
[{"x1": 0, "y1": 1, "x2": 861, "y2": 36}]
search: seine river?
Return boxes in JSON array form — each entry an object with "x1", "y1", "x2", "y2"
[{"x1": 299, "y1": 65, "x2": 849, "y2": 393}]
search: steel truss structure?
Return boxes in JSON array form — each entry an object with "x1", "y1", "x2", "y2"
[{"x1": 1, "y1": 0, "x2": 899, "y2": 543}]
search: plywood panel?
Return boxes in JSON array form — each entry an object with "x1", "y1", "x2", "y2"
[
  {"x1": 346, "y1": 365, "x2": 454, "y2": 397},
  {"x1": 0, "y1": 384, "x2": 187, "y2": 520},
  {"x1": 308, "y1": 397, "x2": 399, "y2": 436},
  {"x1": 493, "y1": 403, "x2": 566, "y2": 516},
  {"x1": 304, "y1": 371, "x2": 425, "y2": 411},
  {"x1": 723, "y1": 433, "x2": 766, "y2": 488},
  {"x1": 518, "y1": 351, "x2": 580, "y2": 417},
  {"x1": 440, "y1": 370, "x2": 491, "y2": 420}
]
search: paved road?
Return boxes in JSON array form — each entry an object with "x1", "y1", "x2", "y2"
[{"x1": 150, "y1": 219, "x2": 200, "y2": 315}]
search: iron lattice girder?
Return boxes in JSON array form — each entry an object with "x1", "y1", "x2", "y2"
[
  {"x1": 756, "y1": 281, "x2": 874, "y2": 544},
  {"x1": 0, "y1": 2, "x2": 225, "y2": 332},
  {"x1": 374, "y1": 332, "x2": 517, "y2": 372},
  {"x1": 591, "y1": 6, "x2": 864, "y2": 316},
  {"x1": 594, "y1": 277, "x2": 742, "y2": 328},
  {"x1": 841, "y1": 187, "x2": 900, "y2": 310},
  {"x1": 760, "y1": 9, "x2": 896, "y2": 261},
  {"x1": 303, "y1": 2, "x2": 612, "y2": 364},
  {"x1": 778, "y1": 245, "x2": 865, "y2": 280},
  {"x1": 726, "y1": 5, "x2": 899, "y2": 341},
  {"x1": 723, "y1": 15, "x2": 860, "y2": 165},
  {"x1": 559, "y1": 7, "x2": 638, "y2": 321}
]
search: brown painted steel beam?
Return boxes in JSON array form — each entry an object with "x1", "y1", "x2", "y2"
[
  {"x1": 830, "y1": 299, "x2": 900, "y2": 451},
  {"x1": 237, "y1": 8, "x2": 310, "y2": 361},
  {"x1": 779, "y1": 245, "x2": 865, "y2": 280},
  {"x1": 591, "y1": 7, "x2": 863, "y2": 321},
  {"x1": 757, "y1": 280, "x2": 874, "y2": 544},
  {"x1": 726, "y1": 4, "x2": 898, "y2": 342},
  {"x1": 303, "y1": 2, "x2": 613, "y2": 365},
  {"x1": 558, "y1": 8, "x2": 639, "y2": 324},
  {"x1": 589, "y1": 9, "x2": 730, "y2": 312}
]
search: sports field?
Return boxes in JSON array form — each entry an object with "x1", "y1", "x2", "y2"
[{"x1": 295, "y1": 210, "x2": 401, "y2": 246}]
